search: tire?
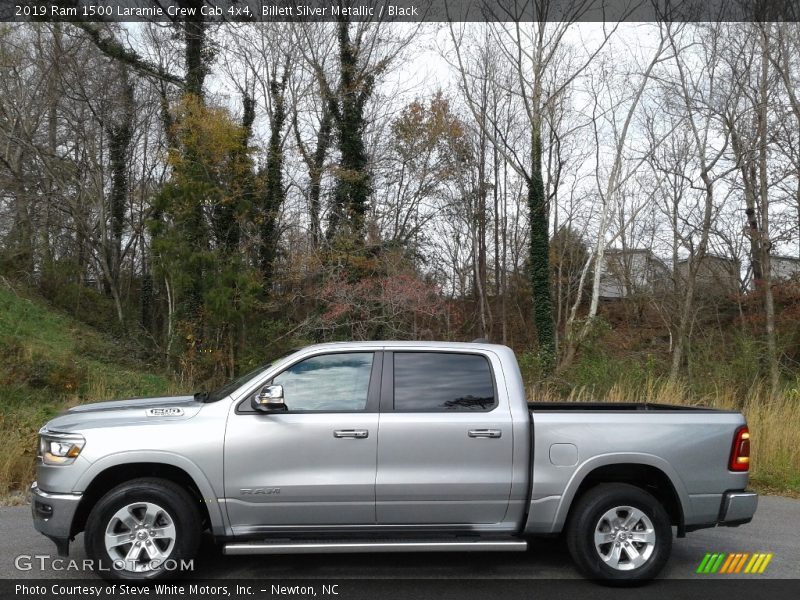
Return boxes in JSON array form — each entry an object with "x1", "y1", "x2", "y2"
[
  {"x1": 566, "y1": 483, "x2": 672, "y2": 585},
  {"x1": 85, "y1": 477, "x2": 201, "y2": 581}
]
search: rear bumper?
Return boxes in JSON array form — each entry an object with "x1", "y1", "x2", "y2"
[
  {"x1": 719, "y1": 491, "x2": 758, "y2": 526},
  {"x1": 30, "y1": 481, "x2": 82, "y2": 555}
]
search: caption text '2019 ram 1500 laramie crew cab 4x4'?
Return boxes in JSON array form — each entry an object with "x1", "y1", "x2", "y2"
[{"x1": 31, "y1": 341, "x2": 757, "y2": 583}]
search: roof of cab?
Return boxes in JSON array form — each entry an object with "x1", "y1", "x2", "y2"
[{"x1": 291, "y1": 340, "x2": 511, "y2": 351}]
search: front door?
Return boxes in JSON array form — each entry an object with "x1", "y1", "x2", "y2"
[
  {"x1": 376, "y1": 351, "x2": 513, "y2": 525},
  {"x1": 224, "y1": 351, "x2": 381, "y2": 534}
]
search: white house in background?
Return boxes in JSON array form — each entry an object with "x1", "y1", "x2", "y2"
[
  {"x1": 599, "y1": 248, "x2": 671, "y2": 300},
  {"x1": 769, "y1": 255, "x2": 800, "y2": 281},
  {"x1": 677, "y1": 254, "x2": 741, "y2": 297}
]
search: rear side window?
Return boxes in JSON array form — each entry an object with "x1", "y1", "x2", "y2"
[{"x1": 393, "y1": 352, "x2": 496, "y2": 412}]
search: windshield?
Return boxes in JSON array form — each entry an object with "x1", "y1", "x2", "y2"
[
  {"x1": 199, "y1": 347, "x2": 305, "y2": 403},
  {"x1": 204, "y1": 364, "x2": 271, "y2": 403}
]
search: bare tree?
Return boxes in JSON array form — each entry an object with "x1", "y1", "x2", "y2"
[
  {"x1": 660, "y1": 22, "x2": 736, "y2": 379},
  {"x1": 561, "y1": 28, "x2": 669, "y2": 367},
  {"x1": 719, "y1": 23, "x2": 782, "y2": 390},
  {"x1": 296, "y1": 16, "x2": 417, "y2": 246},
  {"x1": 448, "y1": 1, "x2": 621, "y2": 367}
]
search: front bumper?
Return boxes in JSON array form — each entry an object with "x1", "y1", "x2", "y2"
[
  {"x1": 30, "y1": 481, "x2": 82, "y2": 555},
  {"x1": 719, "y1": 491, "x2": 758, "y2": 526}
]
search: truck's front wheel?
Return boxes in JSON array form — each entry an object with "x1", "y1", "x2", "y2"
[
  {"x1": 566, "y1": 483, "x2": 672, "y2": 585},
  {"x1": 85, "y1": 478, "x2": 201, "y2": 581}
]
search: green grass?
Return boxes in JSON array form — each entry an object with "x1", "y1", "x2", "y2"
[{"x1": 0, "y1": 283, "x2": 176, "y2": 495}]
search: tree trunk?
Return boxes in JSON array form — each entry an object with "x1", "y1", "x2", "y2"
[
  {"x1": 260, "y1": 67, "x2": 289, "y2": 292},
  {"x1": 5, "y1": 124, "x2": 33, "y2": 274},
  {"x1": 328, "y1": 18, "x2": 373, "y2": 245},
  {"x1": 180, "y1": 4, "x2": 210, "y2": 323},
  {"x1": 670, "y1": 183, "x2": 712, "y2": 380},
  {"x1": 106, "y1": 70, "x2": 134, "y2": 290},
  {"x1": 528, "y1": 118, "x2": 555, "y2": 363},
  {"x1": 474, "y1": 118, "x2": 491, "y2": 339},
  {"x1": 183, "y1": 2, "x2": 208, "y2": 98},
  {"x1": 310, "y1": 111, "x2": 333, "y2": 249},
  {"x1": 758, "y1": 27, "x2": 780, "y2": 391}
]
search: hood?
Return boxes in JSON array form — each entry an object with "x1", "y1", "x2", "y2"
[{"x1": 43, "y1": 395, "x2": 203, "y2": 433}]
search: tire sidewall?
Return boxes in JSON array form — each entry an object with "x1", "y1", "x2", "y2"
[
  {"x1": 567, "y1": 484, "x2": 672, "y2": 585},
  {"x1": 85, "y1": 479, "x2": 200, "y2": 581}
]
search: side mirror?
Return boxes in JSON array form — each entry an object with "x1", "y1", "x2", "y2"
[{"x1": 252, "y1": 385, "x2": 286, "y2": 412}]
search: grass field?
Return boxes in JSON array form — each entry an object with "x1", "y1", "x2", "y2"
[{"x1": 0, "y1": 283, "x2": 174, "y2": 498}]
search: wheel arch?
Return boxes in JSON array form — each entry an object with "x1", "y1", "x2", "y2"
[
  {"x1": 553, "y1": 454, "x2": 689, "y2": 536},
  {"x1": 71, "y1": 454, "x2": 226, "y2": 538}
]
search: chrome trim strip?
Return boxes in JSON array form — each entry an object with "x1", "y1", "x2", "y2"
[
  {"x1": 31, "y1": 482, "x2": 82, "y2": 501},
  {"x1": 223, "y1": 540, "x2": 528, "y2": 555},
  {"x1": 38, "y1": 428, "x2": 86, "y2": 441},
  {"x1": 227, "y1": 520, "x2": 518, "y2": 535}
]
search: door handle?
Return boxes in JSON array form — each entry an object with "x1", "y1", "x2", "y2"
[
  {"x1": 468, "y1": 429, "x2": 502, "y2": 439},
  {"x1": 333, "y1": 429, "x2": 369, "y2": 439}
]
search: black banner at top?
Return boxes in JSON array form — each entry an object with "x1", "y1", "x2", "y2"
[{"x1": 2, "y1": 0, "x2": 799, "y2": 23}]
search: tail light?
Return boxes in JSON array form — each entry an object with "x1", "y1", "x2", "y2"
[{"x1": 729, "y1": 426, "x2": 750, "y2": 472}]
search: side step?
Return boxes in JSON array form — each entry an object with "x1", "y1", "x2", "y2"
[{"x1": 224, "y1": 539, "x2": 528, "y2": 555}]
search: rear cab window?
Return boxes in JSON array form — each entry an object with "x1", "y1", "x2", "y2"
[{"x1": 393, "y1": 352, "x2": 496, "y2": 412}]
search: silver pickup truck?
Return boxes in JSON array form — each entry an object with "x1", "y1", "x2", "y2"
[{"x1": 31, "y1": 341, "x2": 757, "y2": 584}]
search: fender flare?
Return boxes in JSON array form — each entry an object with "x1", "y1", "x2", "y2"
[
  {"x1": 551, "y1": 452, "x2": 690, "y2": 533},
  {"x1": 74, "y1": 450, "x2": 228, "y2": 535}
]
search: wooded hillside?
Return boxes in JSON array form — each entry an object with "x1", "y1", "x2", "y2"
[{"x1": 1, "y1": 14, "x2": 799, "y2": 400}]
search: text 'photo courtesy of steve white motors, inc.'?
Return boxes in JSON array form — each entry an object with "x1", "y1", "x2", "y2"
[{"x1": 13, "y1": 582, "x2": 344, "y2": 598}]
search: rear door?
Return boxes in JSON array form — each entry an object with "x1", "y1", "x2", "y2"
[
  {"x1": 224, "y1": 351, "x2": 381, "y2": 533},
  {"x1": 375, "y1": 350, "x2": 513, "y2": 525}
]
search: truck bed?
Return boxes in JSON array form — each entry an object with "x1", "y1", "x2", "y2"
[{"x1": 522, "y1": 402, "x2": 748, "y2": 536}]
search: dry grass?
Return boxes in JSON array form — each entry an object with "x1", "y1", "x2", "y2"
[
  {"x1": 529, "y1": 379, "x2": 800, "y2": 495},
  {"x1": 0, "y1": 490, "x2": 30, "y2": 506}
]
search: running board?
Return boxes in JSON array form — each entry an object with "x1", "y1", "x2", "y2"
[{"x1": 223, "y1": 539, "x2": 528, "y2": 555}]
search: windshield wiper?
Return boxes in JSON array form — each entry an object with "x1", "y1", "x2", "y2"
[{"x1": 193, "y1": 391, "x2": 209, "y2": 402}]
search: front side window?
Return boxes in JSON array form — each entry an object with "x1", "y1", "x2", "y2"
[
  {"x1": 393, "y1": 352, "x2": 496, "y2": 411},
  {"x1": 271, "y1": 352, "x2": 374, "y2": 412}
]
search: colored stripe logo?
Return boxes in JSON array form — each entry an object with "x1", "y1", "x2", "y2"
[{"x1": 696, "y1": 552, "x2": 773, "y2": 574}]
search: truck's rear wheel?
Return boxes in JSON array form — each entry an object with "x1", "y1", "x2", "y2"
[
  {"x1": 85, "y1": 478, "x2": 201, "y2": 581},
  {"x1": 566, "y1": 483, "x2": 672, "y2": 585}
]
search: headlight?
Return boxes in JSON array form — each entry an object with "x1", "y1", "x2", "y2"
[{"x1": 38, "y1": 430, "x2": 85, "y2": 466}]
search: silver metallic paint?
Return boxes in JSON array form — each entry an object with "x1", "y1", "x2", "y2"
[{"x1": 31, "y1": 341, "x2": 756, "y2": 551}]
